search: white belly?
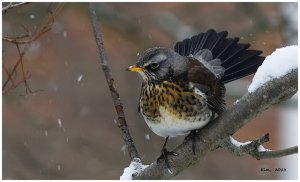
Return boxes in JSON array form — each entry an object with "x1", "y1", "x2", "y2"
[{"x1": 144, "y1": 106, "x2": 211, "y2": 138}]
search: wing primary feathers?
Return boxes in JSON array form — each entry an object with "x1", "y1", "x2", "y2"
[
  {"x1": 221, "y1": 43, "x2": 250, "y2": 65},
  {"x1": 216, "y1": 38, "x2": 239, "y2": 59},
  {"x1": 197, "y1": 29, "x2": 213, "y2": 51},
  {"x1": 173, "y1": 29, "x2": 264, "y2": 84},
  {"x1": 210, "y1": 31, "x2": 228, "y2": 53}
]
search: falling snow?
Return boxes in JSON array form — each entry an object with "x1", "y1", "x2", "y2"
[
  {"x1": 57, "y1": 164, "x2": 61, "y2": 171},
  {"x1": 44, "y1": 130, "x2": 48, "y2": 137},
  {"x1": 29, "y1": 14, "x2": 35, "y2": 19},
  {"x1": 63, "y1": 31, "x2": 68, "y2": 38},
  {"x1": 58, "y1": 118, "x2": 62, "y2": 128},
  {"x1": 77, "y1": 75, "x2": 83, "y2": 82},
  {"x1": 113, "y1": 119, "x2": 117, "y2": 124},
  {"x1": 145, "y1": 134, "x2": 150, "y2": 140}
]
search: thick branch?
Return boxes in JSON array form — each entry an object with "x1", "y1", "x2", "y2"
[
  {"x1": 134, "y1": 69, "x2": 298, "y2": 179},
  {"x1": 88, "y1": 3, "x2": 139, "y2": 160}
]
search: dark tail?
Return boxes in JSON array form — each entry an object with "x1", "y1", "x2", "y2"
[{"x1": 173, "y1": 29, "x2": 265, "y2": 84}]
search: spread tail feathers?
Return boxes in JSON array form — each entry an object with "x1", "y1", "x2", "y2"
[{"x1": 174, "y1": 29, "x2": 265, "y2": 84}]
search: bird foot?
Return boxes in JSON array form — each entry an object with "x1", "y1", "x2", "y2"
[
  {"x1": 186, "y1": 130, "x2": 198, "y2": 155},
  {"x1": 157, "y1": 148, "x2": 178, "y2": 173}
]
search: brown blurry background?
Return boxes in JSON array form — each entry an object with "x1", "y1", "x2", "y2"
[{"x1": 2, "y1": 2, "x2": 298, "y2": 179}]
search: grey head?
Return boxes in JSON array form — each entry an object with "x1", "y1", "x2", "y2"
[{"x1": 127, "y1": 47, "x2": 187, "y2": 82}]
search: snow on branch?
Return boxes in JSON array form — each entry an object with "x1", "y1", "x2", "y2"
[
  {"x1": 248, "y1": 45, "x2": 298, "y2": 92},
  {"x1": 221, "y1": 134, "x2": 297, "y2": 159},
  {"x1": 120, "y1": 158, "x2": 149, "y2": 180},
  {"x1": 225, "y1": 134, "x2": 271, "y2": 158}
]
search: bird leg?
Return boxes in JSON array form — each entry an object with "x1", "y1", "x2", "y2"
[
  {"x1": 187, "y1": 130, "x2": 198, "y2": 155},
  {"x1": 157, "y1": 137, "x2": 178, "y2": 173}
]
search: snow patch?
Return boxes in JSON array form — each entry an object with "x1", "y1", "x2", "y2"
[
  {"x1": 233, "y1": 99, "x2": 240, "y2": 105},
  {"x1": 120, "y1": 158, "x2": 149, "y2": 180},
  {"x1": 258, "y1": 145, "x2": 272, "y2": 152},
  {"x1": 229, "y1": 136, "x2": 251, "y2": 147},
  {"x1": 248, "y1": 46, "x2": 298, "y2": 93}
]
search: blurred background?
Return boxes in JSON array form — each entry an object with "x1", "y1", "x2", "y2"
[{"x1": 2, "y1": 2, "x2": 298, "y2": 179}]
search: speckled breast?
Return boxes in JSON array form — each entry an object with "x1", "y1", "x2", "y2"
[{"x1": 139, "y1": 80, "x2": 213, "y2": 137}]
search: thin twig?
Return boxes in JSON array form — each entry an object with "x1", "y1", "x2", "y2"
[
  {"x1": 88, "y1": 2, "x2": 140, "y2": 160},
  {"x1": 2, "y1": 3, "x2": 63, "y2": 45},
  {"x1": 2, "y1": 2, "x2": 30, "y2": 13},
  {"x1": 2, "y1": 49, "x2": 24, "y2": 91},
  {"x1": 258, "y1": 146, "x2": 298, "y2": 159},
  {"x1": 2, "y1": 72, "x2": 31, "y2": 95},
  {"x1": 2, "y1": 3, "x2": 64, "y2": 95},
  {"x1": 16, "y1": 44, "x2": 32, "y2": 94}
]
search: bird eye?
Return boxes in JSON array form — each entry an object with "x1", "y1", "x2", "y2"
[{"x1": 150, "y1": 63, "x2": 159, "y2": 69}]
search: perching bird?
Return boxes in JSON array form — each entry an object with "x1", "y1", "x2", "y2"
[{"x1": 126, "y1": 29, "x2": 264, "y2": 171}]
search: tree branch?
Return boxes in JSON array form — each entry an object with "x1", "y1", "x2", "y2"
[
  {"x1": 88, "y1": 3, "x2": 140, "y2": 160},
  {"x1": 220, "y1": 134, "x2": 297, "y2": 160},
  {"x1": 220, "y1": 134, "x2": 270, "y2": 158},
  {"x1": 257, "y1": 146, "x2": 298, "y2": 159},
  {"x1": 134, "y1": 69, "x2": 298, "y2": 179},
  {"x1": 2, "y1": 2, "x2": 30, "y2": 13},
  {"x1": 2, "y1": 3, "x2": 64, "y2": 95}
]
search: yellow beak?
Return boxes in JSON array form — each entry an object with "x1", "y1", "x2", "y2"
[{"x1": 126, "y1": 65, "x2": 144, "y2": 72}]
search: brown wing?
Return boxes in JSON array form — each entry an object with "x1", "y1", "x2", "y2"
[{"x1": 186, "y1": 57, "x2": 226, "y2": 114}]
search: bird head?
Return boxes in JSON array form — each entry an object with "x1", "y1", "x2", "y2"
[{"x1": 127, "y1": 47, "x2": 187, "y2": 82}]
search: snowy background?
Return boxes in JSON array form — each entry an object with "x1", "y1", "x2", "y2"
[{"x1": 2, "y1": 2, "x2": 298, "y2": 180}]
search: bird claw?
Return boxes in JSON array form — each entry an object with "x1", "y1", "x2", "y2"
[{"x1": 157, "y1": 148, "x2": 177, "y2": 173}]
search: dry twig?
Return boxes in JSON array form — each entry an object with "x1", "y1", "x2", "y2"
[
  {"x1": 2, "y1": 3, "x2": 64, "y2": 95},
  {"x1": 88, "y1": 3, "x2": 140, "y2": 160},
  {"x1": 2, "y1": 2, "x2": 30, "y2": 13}
]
